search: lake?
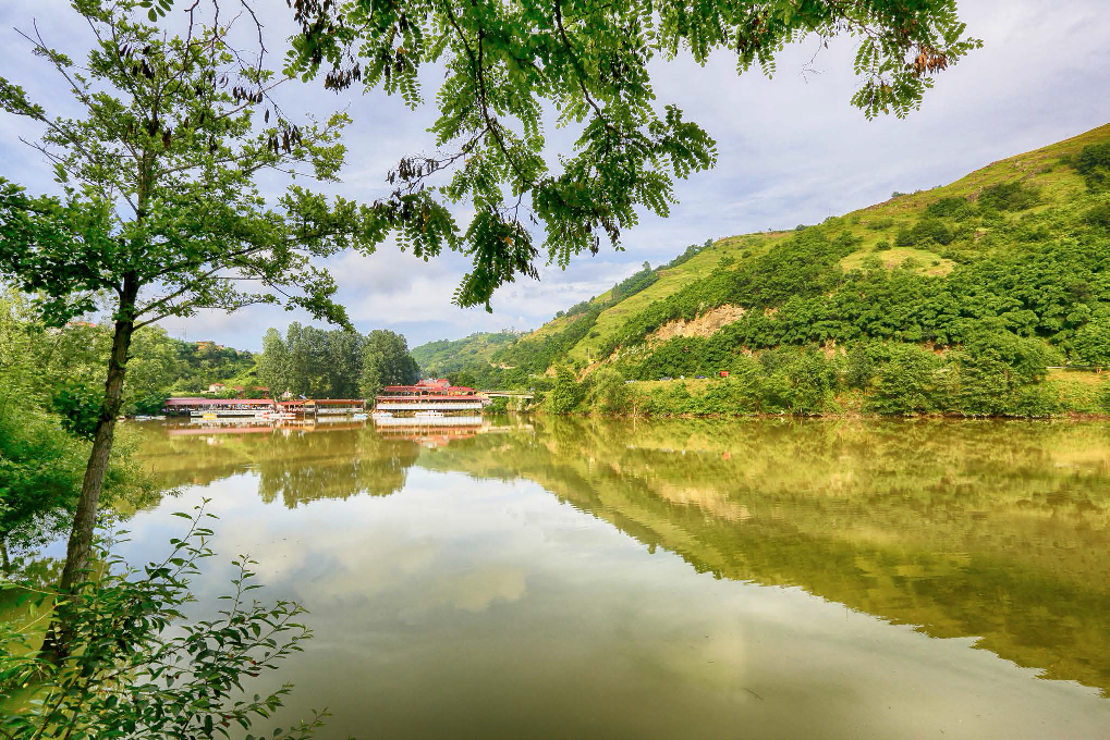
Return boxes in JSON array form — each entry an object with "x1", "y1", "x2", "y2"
[{"x1": 120, "y1": 416, "x2": 1110, "y2": 739}]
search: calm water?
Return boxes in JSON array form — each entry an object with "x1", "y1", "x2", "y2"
[{"x1": 120, "y1": 416, "x2": 1110, "y2": 739}]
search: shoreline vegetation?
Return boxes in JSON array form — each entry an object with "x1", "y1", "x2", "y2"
[{"x1": 533, "y1": 363, "x2": 1110, "y2": 420}]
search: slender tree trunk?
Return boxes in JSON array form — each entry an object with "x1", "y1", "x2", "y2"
[
  {"x1": 58, "y1": 314, "x2": 134, "y2": 589},
  {"x1": 43, "y1": 277, "x2": 138, "y2": 658},
  {"x1": 0, "y1": 536, "x2": 10, "y2": 574}
]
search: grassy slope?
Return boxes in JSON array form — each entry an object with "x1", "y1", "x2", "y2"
[
  {"x1": 567, "y1": 233, "x2": 787, "y2": 362},
  {"x1": 521, "y1": 122, "x2": 1110, "y2": 368}
]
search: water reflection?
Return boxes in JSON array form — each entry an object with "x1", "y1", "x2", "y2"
[
  {"x1": 422, "y1": 417, "x2": 1110, "y2": 697},
  {"x1": 129, "y1": 416, "x2": 1110, "y2": 738}
]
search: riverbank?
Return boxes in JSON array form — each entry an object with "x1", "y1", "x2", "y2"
[{"x1": 540, "y1": 366, "x2": 1110, "y2": 419}]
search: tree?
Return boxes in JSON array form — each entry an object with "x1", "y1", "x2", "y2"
[
  {"x1": 1076, "y1": 141, "x2": 1110, "y2": 191},
  {"x1": 867, "y1": 343, "x2": 943, "y2": 416},
  {"x1": 1073, "y1": 317, "x2": 1110, "y2": 367},
  {"x1": 359, "y1": 330, "x2": 419, "y2": 398},
  {"x1": 324, "y1": 329, "x2": 366, "y2": 397},
  {"x1": 286, "y1": 0, "x2": 978, "y2": 308},
  {"x1": 548, "y1": 366, "x2": 584, "y2": 414},
  {"x1": 0, "y1": 2, "x2": 387, "y2": 604},
  {"x1": 259, "y1": 328, "x2": 292, "y2": 397},
  {"x1": 285, "y1": 323, "x2": 332, "y2": 397},
  {"x1": 953, "y1": 330, "x2": 1056, "y2": 416},
  {"x1": 450, "y1": 369, "x2": 479, "y2": 389},
  {"x1": 589, "y1": 367, "x2": 630, "y2": 415}
]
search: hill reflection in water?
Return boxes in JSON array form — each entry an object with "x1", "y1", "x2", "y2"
[{"x1": 132, "y1": 416, "x2": 1110, "y2": 737}]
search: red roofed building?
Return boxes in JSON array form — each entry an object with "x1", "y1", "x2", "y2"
[{"x1": 375, "y1": 378, "x2": 487, "y2": 415}]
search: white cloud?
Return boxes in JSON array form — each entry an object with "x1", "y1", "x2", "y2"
[{"x1": 3, "y1": 0, "x2": 1109, "y2": 348}]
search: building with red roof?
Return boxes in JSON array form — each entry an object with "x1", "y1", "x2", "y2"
[{"x1": 375, "y1": 378, "x2": 487, "y2": 415}]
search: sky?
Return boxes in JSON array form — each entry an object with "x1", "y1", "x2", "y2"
[{"x1": 2, "y1": 0, "x2": 1109, "y2": 351}]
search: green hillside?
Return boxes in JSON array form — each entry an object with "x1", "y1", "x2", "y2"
[{"x1": 411, "y1": 331, "x2": 522, "y2": 377}]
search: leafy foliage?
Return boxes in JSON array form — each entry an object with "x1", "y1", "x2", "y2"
[
  {"x1": 1076, "y1": 141, "x2": 1110, "y2": 191},
  {"x1": 360, "y1": 329, "x2": 421, "y2": 398},
  {"x1": 256, "y1": 323, "x2": 419, "y2": 398},
  {"x1": 0, "y1": 506, "x2": 329, "y2": 740},
  {"x1": 285, "y1": 0, "x2": 977, "y2": 308},
  {"x1": 977, "y1": 181, "x2": 1040, "y2": 211}
]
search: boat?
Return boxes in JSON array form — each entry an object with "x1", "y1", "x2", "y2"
[
  {"x1": 414, "y1": 410, "x2": 445, "y2": 418},
  {"x1": 259, "y1": 410, "x2": 295, "y2": 421},
  {"x1": 371, "y1": 410, "x2": 393, "y2": 418},
  {"x1": 352, "y1": 413, "x2": 368, "y2": 421}
]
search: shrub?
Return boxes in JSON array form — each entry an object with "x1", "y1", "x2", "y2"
[
  {"x1": 953, "y1": 330, "x2": 1057, "y2": 415},
  {"x1": 486, "y1": 396, "x2": 510, "y2": 413},
  {"x1": 547, "y1": 366, "x2": 584, "y2": 414},
  {"x1": 1072, "y1": 318, "x2": 1110, "y2": 367},
  {"x1": 589, "y1": 368, "x2": 632, "y2": 415},
  {"x1": 1009, "y1": 383, "x2": 1063, "y2": 418},
  {"x1": 926, "y1": 196, "x2": 973, "y2": 219},
  {"x1": 0, "y1": 507, "x2": 326, "y2": 740},
  {"x1": 912, "y1": 218, "x2": 955, "y2": 245},
  {"x1": 866, "y1": 344, "x2": 943, "y2": 415},
  {"x1": 845, "y1": 344, "x2": 876, "y2": 389},
  {"x1": 895, "y1": 227, "x2": 917, "y2": 247},
  {"x1": 1076, "y1": 141, "x2": 1110, "y2": 190},
  {"x1": 1082, "y1": 203, "x2": 1110, "y2": 230},
  {"x1": 978, "y1": 181, "x2": 1040, "y2": 211},
  {"x1": 781, "y1": 350, "x2": 838, "y2": 414},
  {"x1": 874, "y1": 239, "x2": 892, "y2": 251},
  {"x1": 866, "y1": 217, "x2": 894, "y2": 231}
]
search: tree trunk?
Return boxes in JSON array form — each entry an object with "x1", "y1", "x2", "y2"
[
  {"x1": 0, "y1": 536, "x2": 10, "y2": 574},
  {"x1": 58, "y1": 308, "x2": 135, "y2": 589},
  {"x1": 43, "y1": 279, "x2": 138, "y2": 658}
]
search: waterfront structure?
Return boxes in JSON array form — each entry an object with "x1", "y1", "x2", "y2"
[
  {"x1": 375, "y1": 378, "x2": 488, "y2": 416},
  {"x1": 163, "y1": 397, "x2": 276, "y2": 418},
  {"x1": 164, "y1": 397, "x2": 366, "y2": 418},
  {"x1": 309, "y1": 399, "x2": 366, "y2": 416}
]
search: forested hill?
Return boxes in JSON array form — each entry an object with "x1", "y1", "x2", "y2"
[
  {"x1": 411, "y1": 331, "x2": 522, "y2": 378},
  {"x1": 439, "y1": 122, "x2": 1110, "y2": 391}
]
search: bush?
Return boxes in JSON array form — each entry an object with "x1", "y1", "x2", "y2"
[
  {"x1": 1072, "y1": 318, "x2": 1110, "y2": 367},
  {"x1": 0, "y1": 507, "x2": 327, "y2": 740},
  {"x1": 547, "y1": 366, "x2": 584, "y2": 414},
  {"x1": 874, "y1": 239, "x2": 892, "y2": 251},
  {"x1": 1076, "y1": 141, "x2": 1110, "y2": 190},
  {"x1": 1082, "y1": 203, "x2": 1110, "y2": 230},
  {"x1": 953, "y1": 330, "x2": 1057, "y2": 415},
  {"x1": 866, "y1": 344, "x2": 943, "y2": 415},
  {"x1": 978, "y1": 181, "x2": 1040, "y2": 211},
  {"x1": 912, "y1": 218, "x2": 955, "y2": 245},
  {"x1": 866, "y1": 217, "x2": 894, "y2": 231},
  {"x1": 1010, "y1": 383, "x2": 1063, "y2": 418},
  {"x1": 926, "y1": 196, "x2": 974, "y2": 219},
  {"x1": 589, "y1": 368, "x2": 632, "y2": 415},
  {"x1": 0, "y1": 404, "x2": 149, "y2": 564},
  {"x1": 895, "y1": 227, "x2": 917, "y2": 247},
  {"x1": 845, "y1": 343, "x2": 876, "y2": 389}
]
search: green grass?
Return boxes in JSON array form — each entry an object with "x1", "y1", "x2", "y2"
[
  {"x1": 840, "y1": 247, "x2": 954, "y2": 276},
  {"x1": 567, "y1": 233, "x2": 787, "y2": 362}
]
